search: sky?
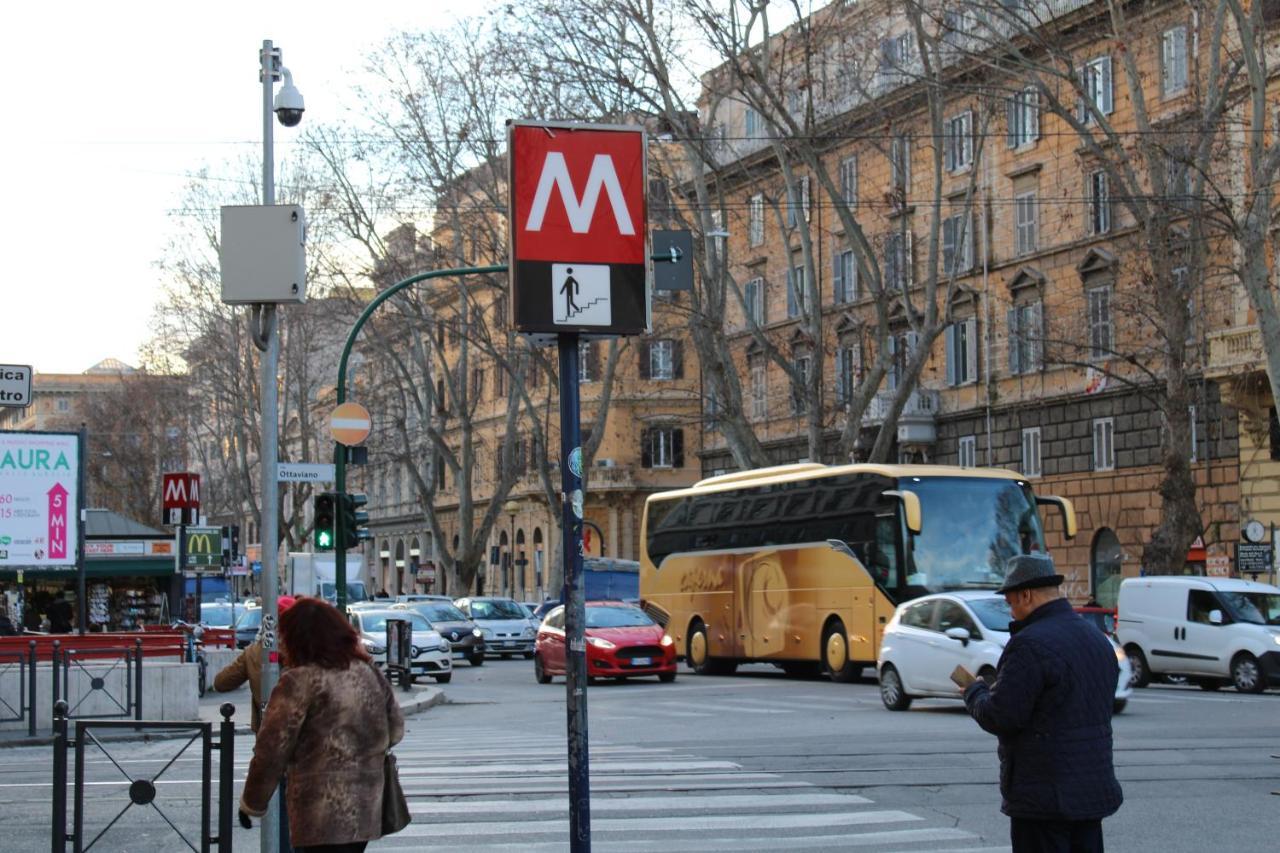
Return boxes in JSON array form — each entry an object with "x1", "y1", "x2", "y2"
[{"x1": 0, "y1": 1, "x2": 473, "y2": 375}]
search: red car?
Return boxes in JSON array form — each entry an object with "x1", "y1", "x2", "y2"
[{"x1": 534, "y1": 601, "x2": 677, "y2": 683}]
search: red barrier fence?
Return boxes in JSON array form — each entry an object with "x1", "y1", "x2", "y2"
[{"x1": 0, "y1": 633, "x2": 189, "y2": 662}]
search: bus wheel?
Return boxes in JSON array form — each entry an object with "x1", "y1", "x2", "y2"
[
  {"x1": 823, "y1": 620, "x2": 860, "y2": 683},
  {"x1": 688, "y1": 621, "x2": 735, "y2": 676}
]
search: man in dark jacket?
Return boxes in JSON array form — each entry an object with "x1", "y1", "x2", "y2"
[{"x1": 952, "y1": 554, "x2": 1122, "y2": 852}]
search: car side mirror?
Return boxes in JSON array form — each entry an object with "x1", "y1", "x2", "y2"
[
  {"x1": 1208, "y1": 609, "x2": 1224, "y2": 625},
  {"x1": 945, "y1": 626, "x2": 971, "y2": 646}
]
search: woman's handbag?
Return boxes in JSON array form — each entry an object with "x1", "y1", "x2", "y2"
[{"x1": 381, "y1": 751, "x2": 412, "y2": 835}]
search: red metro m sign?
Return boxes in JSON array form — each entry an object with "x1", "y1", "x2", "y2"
[{"x1": 508, "y1": 121, "x2": 650, "y2": 337}]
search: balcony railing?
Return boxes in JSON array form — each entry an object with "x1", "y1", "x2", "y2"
[
  {"x1": 864, "y1": 388, "x2": 940, "y2": 445},
  {"x1": 1206, "y1": 325, "x2": 1265, "y2": 379}
]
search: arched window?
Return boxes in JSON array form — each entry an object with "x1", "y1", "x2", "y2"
[{"x1": 1091, "y1": 528, "x2": 1123, "y2": 608}]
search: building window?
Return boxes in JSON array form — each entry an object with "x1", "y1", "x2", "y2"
[
  {"x1": 787, "y1": 263, "x2": 808, "y2": 318},
  {"x1": 1015, "y1": 191, "x2": 1038, "y2": 256},
  {"x1": 1080, "y1": 55, "x2": 1114, "y2": 123},
  {"x1": 887, "y1": 331, "x2": 916, "y2": 391},
  {"x1": 945, "y1": 317, "x2": 978, "y2": 386},
  {"x1": 578, "y1": 340, "x2": 595, "y2": 382},
  {"x1": 833, "y1": 249, "x2": 857, "y2": 303},
  {"x1": 641, "y1": 427, "x2": 684, "y2": 469},
  {"x1": 791, "y1": 355, "x2": 812, "y2": 415},
  {"x1": 890, "y1": 135, "x2": 910, "y2": 196},
  {"x1": 1021, "y1": 427, "x2": 1042, "y2": 477},
  {"x1": 744, "y1": 276, "x2": 766, "y2": 325},
  {"x1": 745, "y1": 106, "x2": 762, "y2": 138},
  {"x1": 879, "y1": 32, "x2": 912, "y2": 76},
  {"x1": 1092, "y1": 417, "x2": 1115, "y2": 471},
  {"x1": 835, "y1": 341, "x2": 861, "y2": 408},
  {"x1": 1087, "y1": 170, "x2": 1112, "y2": 235},
  {"x1": 1008, "y1": 300, "x2": 1043, "y2": 375},
  {"x1": 958, "y1": 435, "x2": 977, "y2": 468},
  {"x1": 945, "y1": 110, "x2": 974, "y2": 172},
  {"x1": 942, "y1": 212, "x2": 974, "y2": 275},
  {"x1": 1088, "y1": 285, "x2": 1113, "y2": 360},
  {"x1": 1161, "y1": 26, "x2": 1188, "y2": 96},
  {"x1": 885, "y1": 231, "x2": 911, "y2": 290},
  {"x1": 787, "y1": 175, "x2": 810, "y2": 227},
  {"x1": 748, "y1": 193, "x2": 765, "y2": 246},
  {"x1": 471, "y1": 368, "x2": 485, "y2": 400},
  {"x1": 1189, "y1": 404, "x2": 1198, "y2": 463},
  {"x1": 750, "y1": 359, "x2": 767, "y2": 420},
  {"x1": 1007, "y1": 86, "x2": 1040, "y2": 147},
  {"x1": 56, "y1": 398, "x2": 70, "y2": 413},
  {"x1": 839, "y1": 156, "x2": 858, "y2": 207},
  {"x1": 650, "y1": 340, "x2": 675, "y2": 380}
]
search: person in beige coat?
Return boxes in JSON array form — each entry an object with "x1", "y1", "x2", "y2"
[
  {"x1": 212, "y1": 595, "x2": 296, "y2": 732},
  {"x1": 239, "y1": 597, "x2": 404, "y2": 852}
]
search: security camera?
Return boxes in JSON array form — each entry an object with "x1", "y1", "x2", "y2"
[{"x1": 274, "y1": 68, "x2": 304, "y2": 127}]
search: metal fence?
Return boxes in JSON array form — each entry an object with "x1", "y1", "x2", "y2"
[
  {"x1": 51, "y1": 700, "x2": 238, "y2": 853},
  {"x1": 0, "y1": 641, "x2": 37, "y2": 735},
  {"x1": 51, "y1": 639, "x2": 143, "y2": 723}
]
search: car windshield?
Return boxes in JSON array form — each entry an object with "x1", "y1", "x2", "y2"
[
  {"x1": 201, "y1": 605, "x2": 235, "y2": 627},
  {"x1": 968, "y1": 598, "x2": 1013, "y2": 631},
  {"x1": 1218, "y1": 591, "x2": 1280, "y2": 626},
  {"x1": 320, "y1": 582, "x2": 368, "y2": 603},
  {"x1": 235, "y1": 609, "x2": 262, "y2": 630},
  {"x1": 469, "y1": 600, "x2": 528, "y2": 620},
  {"x1": 586, "y1": 606, "x2": 654, "y2": 629},
  {"x1": 412, "y1": 603, "x2": 468, "y2": 623},
  {"x1": 907, "y1": 477, "x2": 1048, "y2": 592},
  {"x1": 362, "y1": 613, "x2": 432, "y2": 634}
]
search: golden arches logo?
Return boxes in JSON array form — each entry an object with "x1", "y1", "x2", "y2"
[{"x1": 188, "y1": 534, "x2": 214, "y2": 554}]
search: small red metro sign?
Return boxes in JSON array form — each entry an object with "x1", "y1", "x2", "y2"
[{"x1": 508, "y1": 121, "x2": 649, "y2": 337}]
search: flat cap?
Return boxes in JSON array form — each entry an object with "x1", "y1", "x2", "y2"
[{"x1": 997, "y1": 553, "x2": 1064, "y2": 594}]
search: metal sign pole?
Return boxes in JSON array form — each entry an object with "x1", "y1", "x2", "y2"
[{"x1": 557, "y1": 332, "x2": 591, "y2": 851}]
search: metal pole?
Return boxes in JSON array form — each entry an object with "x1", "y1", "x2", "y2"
[
  {"x1": 258, "y1": 38, "x2": 283, "y2": 853},
  {"x1": 557, "y1": 333, "x2": 591, "y2": 851},
  {"x1": 76, "y1": 429, "x2": 86, "y2": 636},
  {"x1": 51, "y1": 700, "x2": 68, "y2": 853},
  {"x1": 28, "y1": 640, "x2": 36, "y2": 738},
  {"x1": 218, "y1": 703, "x2": 236, "y2": 851}
]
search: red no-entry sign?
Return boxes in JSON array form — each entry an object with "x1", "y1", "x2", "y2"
[{"x1": 508, "y1": 121, "x2": 650, "y2": 337}]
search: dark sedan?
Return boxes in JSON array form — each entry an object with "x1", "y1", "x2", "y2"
[
  {"x1": 393, "y1": 601, "x2": 487, "y2": 665},
  {"x1": 232, "y1": 606, "x2": 262, "y2": 648}
]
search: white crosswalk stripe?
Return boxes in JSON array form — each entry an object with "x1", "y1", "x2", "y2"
[{"x1": 369, "y1": 729, "x2": 985, "y2": 851}]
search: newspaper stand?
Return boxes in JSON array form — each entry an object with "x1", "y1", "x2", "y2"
[{"x1": 385, "y1": 618, "x2": 413, "y2": 691}]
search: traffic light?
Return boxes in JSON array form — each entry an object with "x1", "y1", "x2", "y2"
[
  {"x1": 314, "y1": 492, "x2": 336, "y2": 550},
  {"x1": 340, "y1": 492, "x2": 371, "y2": 547}
]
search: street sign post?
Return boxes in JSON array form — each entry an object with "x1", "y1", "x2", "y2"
[
  {"x1": 509, "y1": 120, "x2": 650, "y2": 852},
  {"x1": 276, "y1": 462, "x2": 336, "y2": 483},
  {"x1": 0, "y1": 364, "x2": 33, "y2": 408},
  {"x1": 329, "y1": 402, "x2": 372, "y2": 446}
]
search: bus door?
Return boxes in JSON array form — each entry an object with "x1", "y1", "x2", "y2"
[
  {"x1": 735, "y1": 550, "x2": 787, "y2": 659},
  {"x1": 870, "y1": 511, "x2": 902, "y2": 653}
]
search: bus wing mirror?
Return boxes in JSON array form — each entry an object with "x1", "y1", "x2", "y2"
[
  {"x1": 1035, "y1": 495, "x2": 1077, "y2": 539},
  {"x1": 884, "y1": 489, "x2": 922, "y2": 536}
]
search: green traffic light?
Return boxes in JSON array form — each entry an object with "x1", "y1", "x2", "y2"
[{"x1": 317, "y1": 531, "x2": 332, "y2": 548}]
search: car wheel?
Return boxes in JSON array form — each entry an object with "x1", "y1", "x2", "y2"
[
  {"x1": 1125, "y1": 646, "x2": 1151, "y2": 688},
  {"x1": 433, "y1": 673, "x2": 451, "y2": 684},
  {"x1": 469, "y1": 653, "x2": 485, "y2": 667},
  {"x1": 658, "y1": 671, "x2": 676, "y2": 683},
  {"x1": 534, "y1": 654, "x2": 552, "y2": 684},
  {"x1": 1112, "y1": 698, "x2": 1127, "y2": 714},
  {"x1": 1162, "y1": 674, "x2": 1188, "y2": 686},
  {"x1": 687, "y1": 620, "x2": 736, "y2": 675},
  {"x1": 523, "y1": 652, "x2": 534, "y2": 660},
  {"x1": 879, "y1": 664, "x2": 912, "y2": 711},
  {"x1": 1194, "y1": 678, "x2": 1222, "y2": 691},
  {"x1": 978, "y1": 666, "x2": 997, "y2": 686},
  {"x1": 822, "y1": 620, "x2": 860, "y2": 683},
  {"x1": 1231, "y1": 652, "x2": 1265, "y2": 694}
]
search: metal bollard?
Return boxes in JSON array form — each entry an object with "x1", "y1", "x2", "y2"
[
  {"x1": 217, "y1": 703, "x2": 236, "y2": 851},
  {"x1": 51, "y1": 699, "x2": 69, "y2": 853},
  {"x1": 28, "y1": 640, "x2": 37, "y2": 738},
  {"x1": 50, "y1": 640, "x2": 61, "y2": 712},
  {"x1": 134, "y1": 639, "x2": 143, "y2": 722}
]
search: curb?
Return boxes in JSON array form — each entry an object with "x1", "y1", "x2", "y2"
[{"x1": 0, "y1": 687, "x2": 446, "y2": 749}]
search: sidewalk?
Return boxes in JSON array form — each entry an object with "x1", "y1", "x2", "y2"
[{"x1": 0, "y1": 681, "x2": 445, "y2": 748}]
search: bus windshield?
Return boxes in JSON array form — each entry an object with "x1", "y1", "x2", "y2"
[{"x1": 907, "y1": 477, "x2": 1047, "y2": 592}]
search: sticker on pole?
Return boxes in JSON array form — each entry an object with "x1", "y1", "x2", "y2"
[
  {"x1": 508, "y1": 121, "x2": 650, "y2": 338},
  {"x1": 330, "y1": 402, "x2": 372, "y2": 447}
]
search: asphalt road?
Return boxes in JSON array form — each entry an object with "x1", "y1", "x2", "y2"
[{"x1": 0, "y1": 657, "x2": 1276, "y2": 851}]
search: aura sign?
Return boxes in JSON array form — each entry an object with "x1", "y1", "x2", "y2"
[
  {"x1": 508, "y1": 121, "x2": 650, "y2": 337},
  {"x1": 0, "y1": 430, "x2": 80, "y2": 568}
]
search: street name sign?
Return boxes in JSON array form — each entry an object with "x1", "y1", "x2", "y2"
[
  {"x1": 277, "y1": 462, "x2": 336, "y2": 483},
  {"x1": 330, "y1": 402, "x2": 372, "y2": 446},
  {"x1": 0, "y1": 365, "x2": 33, "y2": 407},
  {"x1": 185, "y1": 525, "x2": 222, "y2": 568},
  {"x1": 0, "y1": 430, "x2": 79, "y2": 567},
  {"x1": 508, "y1": 121, "x2": 649, "y2": 338}
]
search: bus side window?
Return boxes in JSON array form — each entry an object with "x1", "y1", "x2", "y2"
[{"x1": 872, "y1": 515, "x2": 899, "y2": 588}]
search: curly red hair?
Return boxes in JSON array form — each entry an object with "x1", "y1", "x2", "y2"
[{"x1": 279, "y1": 597, "x2": 371, "y2": 669}]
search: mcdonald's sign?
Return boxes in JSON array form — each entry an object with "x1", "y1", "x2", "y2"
[{"x1": 185, "y1": 526, "x2": 221, "y2": 568}]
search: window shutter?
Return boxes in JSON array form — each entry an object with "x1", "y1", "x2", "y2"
[
  {"x1": 1101, "y1": 56, "x2": 1114, "y2": 114},
  {"x1": 887, "y1": 335, "x2": 899, "y2": 391},
  {"x1": 965, "y1": 318, "x2": 978, "y2": 384},
  {"x1": 835, "y1": 346, "x2": 847, "y2": 405},
  {"x1": 833, "y1": 250, "x2": 844, "y2": 302},
  {"x1": 640, "y1": 428, "x2": 652, "y2": 468},
  {"x1": 1006, "y1": 95, "x2": 1017, "y2": 147},
  {"x1": 787, "y1": 268, "x2": 798, "y2": 316},
  {"x1": 945, "y1": 324, "x2": 957, "y2": 386},
  {"x1": 905, "y1": 231, "x2": 914, "y2": 286},
  {"x1": 906, "y1": 330, "x2": 919, "y2": 362},
  {"x1": 1028, "y1": 89, "x2": 1040, "y2": 141},
  {"x1": 672, "y1": 340, "x2": 684, "y2": 379},
  {"x1": 673, "y1": 429, "x2": 685, "y2": 468},
  {"x1": 964, "y1": 214, "x2": 975, "y2": 270},
  {"x1": 1030, "y1": 300, "x2": 1044, "y2": 370},
  {"x1": 1007, "y1": 307, "x2": 1021, "y2": 375},
  {"x1": 638, "y1": 341, "x2": 651, "y2": 379}
]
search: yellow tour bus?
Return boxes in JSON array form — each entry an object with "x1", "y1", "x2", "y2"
[{"x1": 639, "y1": 462, "x2": 1076, "y2": 681}]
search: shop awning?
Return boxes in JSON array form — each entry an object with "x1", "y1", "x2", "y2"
[{"x1": 0, "y1": 558, "x2": 177, "y2": 581}]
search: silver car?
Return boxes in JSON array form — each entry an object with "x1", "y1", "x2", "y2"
[
  {"x1": 350, "y1": 609, "x2": 453, "y2": 683},
  {"x1": 454, "y1": 596, "x2": 539, "y2": 658}
]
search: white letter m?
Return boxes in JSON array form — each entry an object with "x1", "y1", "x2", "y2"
[{"x1": 525, "y1": 152, "x2": 635, "y2": 235}]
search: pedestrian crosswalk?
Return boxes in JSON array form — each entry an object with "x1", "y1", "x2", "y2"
[{"x1": 369, "y1": 729, "x2": 1008, "y2": 852}]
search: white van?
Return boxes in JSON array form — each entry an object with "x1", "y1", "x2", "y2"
[{"x1": 1117, "y1": 576, "x2": 1280, "y2": 693}]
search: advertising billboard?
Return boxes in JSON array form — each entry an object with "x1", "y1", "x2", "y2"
[{"x1": 0, "y1": 430, "x2": 80, "y2": 568}]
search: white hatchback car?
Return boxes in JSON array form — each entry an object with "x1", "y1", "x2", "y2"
[
  {"x1": 350, "y1": 609, "x2": 453, "y2": 684},
  {"x1": 877, "y1": 592, "x2": 1132, "y2": 713}
]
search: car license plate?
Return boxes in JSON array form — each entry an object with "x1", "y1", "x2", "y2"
[{"x1": 631, "y1": 656, "x2": 652, "y2": 666}]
